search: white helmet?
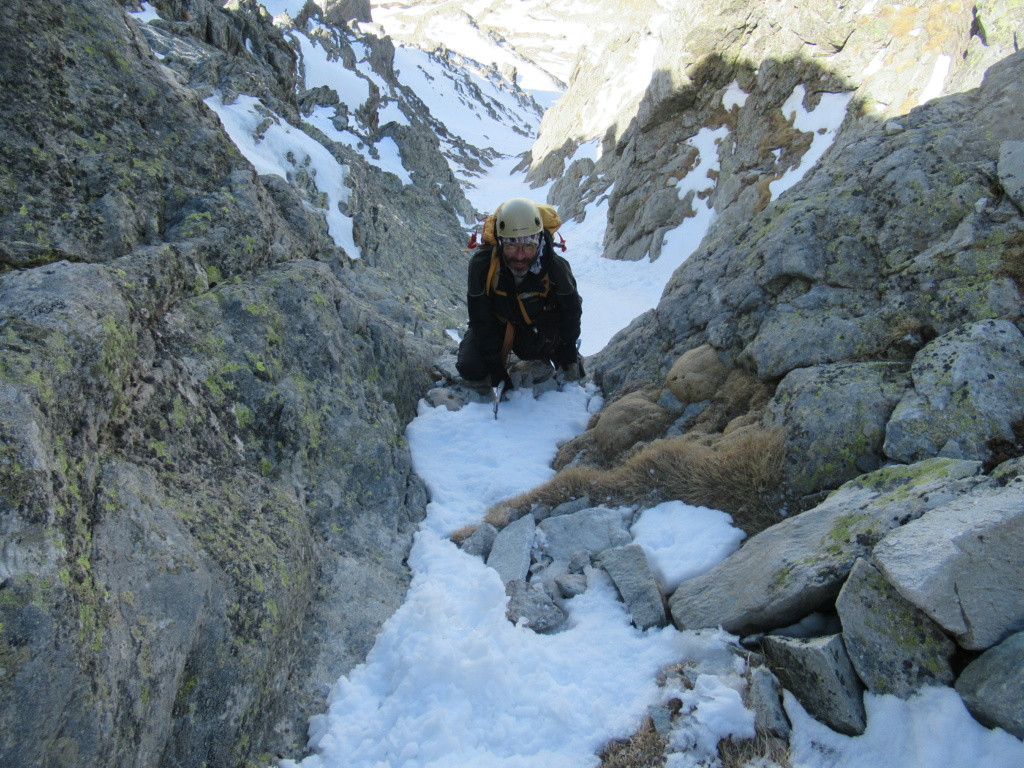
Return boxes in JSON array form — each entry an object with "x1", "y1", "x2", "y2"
[{"x1": 496, "y1": 198, "x2": 543, "y2": 239}]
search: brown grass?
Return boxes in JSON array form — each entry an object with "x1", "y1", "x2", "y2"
[
  {"x1": 485, "y1": 427, "x2": 786, "y2": 536},
  {"x1": 449, "y1": 524, "x2": 479, "y2": 545},
  {"x1": 718, "y1": 731, "x2": 792, "y2": 768},
  {"x1": 598, "y1": 716, "x2": 667, "y2": 768}
]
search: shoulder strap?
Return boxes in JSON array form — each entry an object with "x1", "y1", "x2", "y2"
[{"x1": 484, "y1": 246, "x2": 500, "y2": 296}]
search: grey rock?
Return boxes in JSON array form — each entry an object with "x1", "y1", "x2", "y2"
[
  {"x1": 426, "y1": 387, "x2": 465, "y2": 411},
  {"x1": 648, "y1": 703, "x2": 675, "y2": 736},
  {"x1": 761, "y1": 634, "x2": 866, "y2": 736},
  {"x1": 548, "y1": 496, "x2": 594, "y2": 518},
  {"x1": 768, "y1": 362, "x2": 911, "y2": 497},
  {"x1": 955, "y1": 631, "x2": 1024, "y2": 739},
  {"x1": 591, "y1": 45, "x2": 1024, "y2": 405},
  {"x1": 746, "y1": 665, "x2": 791, "y2": 739},
  {"x1": 998, "y1": 140, "x2": 1024, "y2": 211},
  {"x1": 836, "y1": 559, "x2": 955, "y2": 697},
  {"x1": 567, "y1": 550, "x2": 592, "y2": 573},
  {"x1": 554, "y1": 572, "x2": 588, "y2": 599},
  {"x1": 871, "y1": 482, "x2": 1024, "y2": 650},
  {"x1": 487, "y1": 514, "x2": 536, "y2": 585},
  {"x1": 460, "y1": 523, "x2": 498, "y2": 559},
  {"x1": 538, "y1": 507, "x2": 632, "y2": 564},
  {"x1": 884, "y1": 320, "x2": 1024, "y2": 466},
  {"x1": 668, "y1": 459, "x2": 987, "y2": 635},
  {"x1": 505, "y1": 579, "x2": 567, "y2": 633},
  {"x1": 597, "y1": 544, "x2": 667, "y2": 630}
]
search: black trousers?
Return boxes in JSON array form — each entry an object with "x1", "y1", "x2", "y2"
[{"x1": 456, "y1": 325, "x2": 562, "y2": 381}]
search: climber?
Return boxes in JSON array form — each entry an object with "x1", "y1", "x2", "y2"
[{"x1": 456, "y1": 197, "x2": 584, "y2": 391}]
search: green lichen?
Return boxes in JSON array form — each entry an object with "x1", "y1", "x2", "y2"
[{"x1": 821, "y1": 512, "x2": 875, "y2": 556}]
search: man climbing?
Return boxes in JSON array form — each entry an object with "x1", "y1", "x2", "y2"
[{"x1": 456, "y1": 197, "x2": 584, "y2": 391}]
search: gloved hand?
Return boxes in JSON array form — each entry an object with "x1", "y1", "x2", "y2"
[
  {"x1": 554, "y1": 344, "x2": 584, "y2": 383},
  {"x1": 488, "y1": 360, "x2": 514, "y2": 391}
]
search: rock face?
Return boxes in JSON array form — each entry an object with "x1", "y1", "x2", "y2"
[
  {"x1": 668, "y1": 459, "x2": 990, "y2": 635},
  {"x1": 871, "y1": 480, "x2": 1024, "y2": 650},
  {"x1": 836, "y1": 560, "x2": 956, "y2": 697},
  {"x1": 955, "y1": 631, "x2": 1024, "y2": 740}
]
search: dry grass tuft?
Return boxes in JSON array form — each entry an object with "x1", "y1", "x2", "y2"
[
  {"x1": 717, "y1": 730, "x2": 792, "y2": 768},
  {"x1": 449, "y1": 524, "x2": 479, "y2": 545},
  {"x1": 598, "y1": 716, "x2": 667, "y2": 768},
  {"x1": 485, "y1": 427, "x2": 786, "y2": 536},
  {"x1": 626, "y1": 427, "x2": 787, "y2": 534}
]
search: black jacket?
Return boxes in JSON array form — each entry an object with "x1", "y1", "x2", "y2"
[{"x1": 465, "y1": 231, "x2": 582, "y2": 366}]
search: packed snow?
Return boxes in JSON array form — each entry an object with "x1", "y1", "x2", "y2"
[{"x1": 129, "y1": 3, "x2": 1024, "y2": 766}]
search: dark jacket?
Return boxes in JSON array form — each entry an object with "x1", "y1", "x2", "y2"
[{"x1": 465, "y1": 231, "x2": 582, "y2": 367}]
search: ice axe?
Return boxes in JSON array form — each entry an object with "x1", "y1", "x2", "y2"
[{"x1": 492, "y1": 380, "x2": 505, "y2": 420}]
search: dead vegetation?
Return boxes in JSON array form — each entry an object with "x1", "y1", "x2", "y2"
[
  {"x1": 598, "y1": 716, "x2": 667, "y2": 768},
  {"x1": 717, "y1": 732, "x2": 793, "y2": 768},
  {"x1": 485, "y1": 425, "x2": 786, "y2": 536}
]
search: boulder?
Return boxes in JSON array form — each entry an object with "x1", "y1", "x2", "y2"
[
  {"x1": 767, "y1": 362, "x2": 910, "y2": 497},
  {"x1": 596, "y1": 544, "x2": 667, "y2": 630},
  {"x1": 547, "y1": 496, "x2": 594, "y2": 519},
  {"x1": 668, "y1": 459, "x2": 988, "y2": 635},
  {"x1": 836, "y1": 559, "x2": 955, "y2": 697},
  {"x1": 505, "y1": 579, "x2": 567, "y2": 633},
  {"x1": 460, "y1": 523, "x2": 498, "y2": 559},
  {"x1": 486, "y1": 514, "x2": 536, "y2": 585},
  {"x1": 955, "y1": 630, "x2": 1024, "y2": 739},
  {"x1": 554, "y1": 572, "x2": 588, "y2": 599},
  {"x1": 761, "y1": 634, "x2": 866, "y2": 736},
  {"x1": 871, "y1": 481, "x2": 1024, "y2": 650},
  {"x1": 884, "y1": 320, "x2": 1024, "y2": 465},
  {"x1": 535, "y1": 507, "x2": 631, "y2": 600},
  {"x1": 426, "y1": 387, "x2": 465, "y2": 411},
  {"x1": 537, "y1": 507, "x2": 632, "y2": 564}
]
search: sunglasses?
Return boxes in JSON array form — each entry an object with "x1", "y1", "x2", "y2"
[{"x1": 502, "y1": 242, "x2": 538, "y2": 255}]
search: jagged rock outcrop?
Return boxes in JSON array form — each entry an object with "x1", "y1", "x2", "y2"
[{"x1": 536, "y1": 1, "x2": 1024, "y2": 265}]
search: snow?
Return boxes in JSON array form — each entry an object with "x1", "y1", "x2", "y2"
[
  {"x1": 786, "y1": 687, "x2": 1024, "y2": 768},
  {"x1": 630, "y1": 501, "x2": 746, "y2": 593},
  {"x1": 769, "y1": 85, "x2": 854, "y2": 200},
  {"x1": 128, "y1": 1, "x2": 160, "y2": 23},
  {"x1": 179, "y1": 6, "x2": 1024, "y2": 767},
  {"x1": 296, "y1": 34, "x2": 371, "y2": 107},
  {"x1": 281, "y1": 383, "x2": 760, "y2": 768},
  {"x1": 919, "y1": 54, "x2": 953, "y2": 105},
  {"x1": 203, "y1": 93, "x2": 359, "y2": 256}
]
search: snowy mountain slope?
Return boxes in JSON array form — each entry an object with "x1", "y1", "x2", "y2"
[{"x1": 371, "y1": 0, "x2": 598, "y2": 99}]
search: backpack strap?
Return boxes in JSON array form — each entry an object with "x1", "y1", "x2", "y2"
[{"x1": 485, "y1": 247, "x2": 500, "y2": 296}]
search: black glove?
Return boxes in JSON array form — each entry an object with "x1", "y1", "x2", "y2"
[
  {"x1": 488, "y1": 360, "x2": 514, "y2": 391},
  {"x1": 534, "y1": 327, "x2": 561, "y2": 358},
  {"x1": 554, "y1": 344, "x2": 584, "y2": 383},
  {"x1": 553, "y1": 342, "x2": 578, "y2": 369}
]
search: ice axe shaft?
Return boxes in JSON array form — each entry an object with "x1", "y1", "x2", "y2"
[{"x1": 492, "y1": 381, "x2": 505, "y2": 420}]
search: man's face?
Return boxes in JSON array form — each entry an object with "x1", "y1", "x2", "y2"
[{"x1": 502, "y1": 241, "x2": 539, "y2": 277}]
